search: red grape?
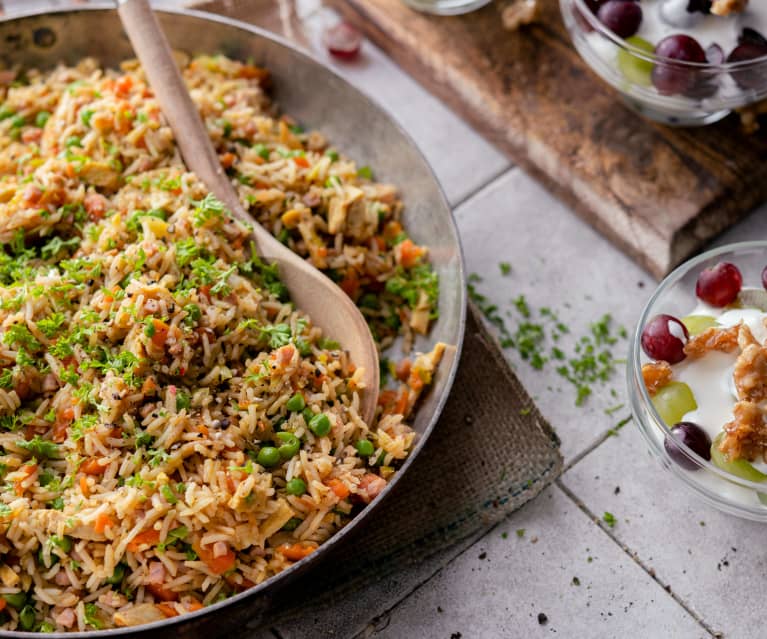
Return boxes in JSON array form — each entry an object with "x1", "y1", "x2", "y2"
[
  {"x1": 665, "y1": 421, "x2": 712, "y2": 470},
  {"x1": 695, "y1": 262, "x2": 742, "y2": 307},
  {"x1": 727, "y1": 42, "x2": 767, "y2": 89},
  {"x1": 652, "y1": 34, "x2": 706, "y2": 95},
  {"x1": 641, "y1": 314, "x2": 689, "y2": 363},
  {"x1": 323, "y1": 22, "x2": 362, "y2": 60},
  {"x1": 598, "y1": 0, "x2": 642, "y2": 38}
]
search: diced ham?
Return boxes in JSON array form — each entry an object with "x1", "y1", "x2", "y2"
[
  {"x1": 54, "y1": 608, "x2": 76, "y2": 629},
  {"x1": 356, "y1": 473, "x2": 387, "y2": 503}
]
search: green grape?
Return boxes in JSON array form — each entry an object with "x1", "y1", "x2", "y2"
[
  {"x1": 681, "y1": 315, "x2": 718, "y2": 337},
  {"x1": 617, "y1": 37, "x2": 655, "y2": 86},
  {"x1": 651, "y1": 381, "x2": 697, "y2": 426},
  {"x1": 711, "y1": 433, "x2": 767, "y2": 482}
]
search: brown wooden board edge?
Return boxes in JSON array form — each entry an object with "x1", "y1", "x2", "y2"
[{"x1": 329, "y1": 0, "x2": 761, "y2": 279}]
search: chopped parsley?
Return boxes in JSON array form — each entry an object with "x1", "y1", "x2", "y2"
[
  {"x1": 16, "y1": 436, "x2": 59, "y2": 459},
  {"x1": 602, "y1": 511, "x2": 617, "y2": 528}
]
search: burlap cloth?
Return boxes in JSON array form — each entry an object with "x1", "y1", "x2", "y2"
[{"x1": 121, "y1": 2, "x2": 561, "y2": 634}]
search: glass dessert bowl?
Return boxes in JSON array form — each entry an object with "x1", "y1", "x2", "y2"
[
  {"x1": 560, "y1": 0, "x2": 767, "y2": 126},
  {"x1": 629, "y1": 242, "x2": 767, "y2": 521}
]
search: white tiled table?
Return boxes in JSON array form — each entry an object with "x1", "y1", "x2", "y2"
[{"x1": 6, "y1": 1, "x2": 767, "y2": 637}]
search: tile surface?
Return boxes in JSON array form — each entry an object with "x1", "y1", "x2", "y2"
[
  {"x1": 368, "y1": 486, "x2": 709, "y2": 639},
  {"x1": 562, "y1": 422, "x2": 767, "y2": 639},
  {"x1": 454, "y1": 168, "x2": 650, "y2": 461}
]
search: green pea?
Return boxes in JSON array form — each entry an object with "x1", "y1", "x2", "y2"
[
  {"x1": 10, "y1": 114, "x2": 25, "y2": 129},
  {"x1": 302, "y1": 407, "x2": 315, "y2": 424},
  {"x1": 38, "y1": 621, "x2": 55, "y2": 633},
  {"x1": 355, "y1": 439, "x2": 375, "y2": 457},
  {"x1": 3, "y1": 592, "x2": 26, "y2": 610},
  {"x1": 286, "y1": 393, "x2": 305, "y2": 412},
  {"x1": 19, "y1": 604, "x2": 35, "y2": 631},
  {"x1": 37, "y1": 547, "x2": 58, "y2": 568},
  {"x1": 35, "y1": 111, "x2": 50, "y2": 128},
  {"x1": 275, "y1": 432, "x2": 300, "y2": 459},
  {"x1": 309, "y1": 413, "x2": 331, "y2": 437},
  {"x1": 281, "y1": 517, "x2": 302, "y2": 531},
  {"x1": 257, "y1": 446, "x2": 281, "y2": 468},
  {"x1": 51, "y1": 535, "x2": 72, "y2": 553},
  {"x1": 105, "y1": 563, "x2": 126, "y2": 585},
  {"x1": 286, "y1": 478, "x2": 306, "y2": 496},
  {"x1": 65, "y1": 135, "x2": 81, "y2": 148}
]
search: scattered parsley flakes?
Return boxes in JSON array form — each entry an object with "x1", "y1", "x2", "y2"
[
  {"x1": 602, "y1": 511, "x2": 616, "y2": 528},
  {"x1": 499, "y1": 262, "x2": 511, "y2": 276},
  {"x1": 16, "y1": 436, "x2": 59, "y2": 459},
  {"x1": 607, "y1": 415, "x2": 632, "y2": 437},
  {"x1": 516, "y1": 528, "x2": 525, "y2": 538}
]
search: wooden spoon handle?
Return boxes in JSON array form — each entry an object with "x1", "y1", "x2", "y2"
[{"x1": 117, "y1": 0, "x2": 261, "y2": 233}]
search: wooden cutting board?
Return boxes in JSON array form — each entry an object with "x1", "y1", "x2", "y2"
[{"x1": 326, "y1": 0, "x2": 767, "y2": 278}]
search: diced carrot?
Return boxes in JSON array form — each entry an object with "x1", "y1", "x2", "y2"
[
  {"x1": 198, "y1": 285, "x2": 211, "y2": 303},
  {"x1": 115, "y1": 75, "x2": 133, "y2": 97},
  {"x1": 81, "y1": 458, "x2": 107, "y2": 476},
  {"x1": 79, "y1": 475, "x2": 90, "y2": 497},
  {"x1": 394, "y1": 388, "x2": 409, "y2": 416},
  {"x1": 197, "y1": 424, "x2": 209, "y2": 437},
  {"x1": 147, "y1": 583, "x2": 178, "y2": 602},
  {"x1": 156, "y1": 602, "x2": 179, "y2": 618},
  {"x1": 94, "y1": 513, "x2": 114, "y2": 534},
  {"x1": 236, "y1": 65, "x2": 269, "y2": 83},
  {"x1": 0, "y1": 598, "x2": 6, "y2": 612},
  {"x1": 377, "y1": 389, "x2": 397, "y2": 409},
  {"x1": 396, "y1": 239, "x2": 424, "y2": 268},
  {"x1": 21, "y1": 128, "x2": 42, "y2": 144},
  {"x1": 277, "y1": 542, "x2": 317, "y2": 561},
  {"x1": 185, "y1": 600, "x2": 205, "y2": 612},
  {"x1": 141, "y1": 377, "x2": 157, "y2": 394},
  {"x1": 151, "y1": 319, "x2": 170, "y2": 349},
  {"x1": 292, "y1": 156, "x2": 310, "y2": 169},
  {"x1": 395, "y1": 359, "x2": 412, "y2": 383},
  {"x1": 374, "y1": 236, "x2": 386, "y2": 252},
  {"x1": 65, "y1": 163, "x2": 76, "y2": 179},
  {"x1": 326, "y1": 478, "x2": 350, "y2": 500},
  {"x1": 193, "y1": 541, "x2": 236, "y2": 575},
  {"x1": 127, "y1": 529, "x2": 161, "y2": 553},
  {"x1": 219, "y1": 152, "x2": 236, "y2": 169}
]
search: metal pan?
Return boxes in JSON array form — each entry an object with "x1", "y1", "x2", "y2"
[{"x1": 0, "y1": 5, "x2": 466, "y2": 637}]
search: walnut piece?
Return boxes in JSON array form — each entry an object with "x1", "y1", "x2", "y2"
[
  {"x1": 737, "y1": 98, "x2": 767, "y2": 134},
  {"x1": 710, "y1": 0, "x2": 748, "y2": 15},
  {"x1": 502, "y1": 0, "x2": 538, "y2": 31},
  {"x1": 734, "y1": 341, "x2": 767, "y2": 403},
  {"x1": 720, "y1": 400, "x2": 767, "y2": 462},
  {"x1": 642, "y1": 361, "x2": 673, "y2": 396},
  {"x1": 683, "y1": 325, "x2": 739, "y2": 359}
]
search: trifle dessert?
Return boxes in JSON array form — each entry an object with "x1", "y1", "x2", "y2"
[
  {"x1": 640, "y1": 258, "x2": 767, "y2": 508},
  {"x1": 560, "y1": 0, "x2": 767, "y2": 124}
]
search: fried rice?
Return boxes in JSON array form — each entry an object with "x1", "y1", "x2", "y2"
[{"x1": 0, "y1": 54, "x2": 443, "y2": 632}]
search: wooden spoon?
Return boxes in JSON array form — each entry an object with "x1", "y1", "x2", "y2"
[{"x1": 116, "y1": 0, "x2": 379, "y2": 423}]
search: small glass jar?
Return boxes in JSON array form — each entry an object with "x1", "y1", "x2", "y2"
[{"x1": 401, "y1": 0, "x2": 493, "y2": 16}]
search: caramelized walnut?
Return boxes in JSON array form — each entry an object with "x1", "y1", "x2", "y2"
[
  {"x1": 734, "y1": 340, "x2": 767, "y2": 402},
  {"x1": 711, "y1": 0, "x2": 748, "y2": 15},
  {"x1": 683, "y1": 325, "x2": 739, "y2": 359},
  {"x1": 720, "y1": 400, "x2": 767, "y2": 462},
  {"x1": 642, "y1": 361, "x2": 673, "y2": 396}
]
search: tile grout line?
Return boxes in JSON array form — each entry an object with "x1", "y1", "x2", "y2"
[
  {"x1": 554, "y1": 479, "x2": 721, "y2": 638},
  {"x1": 349, "y1": 529, "x2": 498, "y2": 639},
  {"x1": 451, "y1": 163, "x2": 517, "y2": 214}
]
